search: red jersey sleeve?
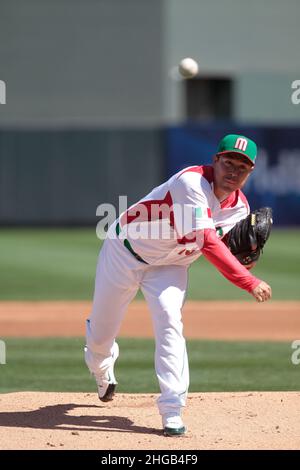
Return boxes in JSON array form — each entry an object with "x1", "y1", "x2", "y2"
[{"x1": 198, "y1": 228, "x2": 261, "y2": 293}]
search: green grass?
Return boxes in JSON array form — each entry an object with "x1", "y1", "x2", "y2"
[
  {"x1": 0, "y1": 228, "x2": 299, "y2": 300},
  {"x1": 187, "y1": 229, "x2": 300, "y2": 300},
  {"x1": 0, "y1": 228, "x2": 99, "y2": 300},
  {"x1": 0, "y1": 338, "x2": 299, "y2": 393}
]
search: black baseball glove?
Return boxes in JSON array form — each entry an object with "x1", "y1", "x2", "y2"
[{"x1": 225, "y1": 207, "x2": 273, "y2": 265}]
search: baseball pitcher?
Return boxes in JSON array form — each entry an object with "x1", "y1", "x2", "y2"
[{"x1": 84, "y1": 134, "x2": 272, "y2": 436}]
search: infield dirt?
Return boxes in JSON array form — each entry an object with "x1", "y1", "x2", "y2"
[{"x1": 0, "y1": 300, "x2": 299, "y2": 340}]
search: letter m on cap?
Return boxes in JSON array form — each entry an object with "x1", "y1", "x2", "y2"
[{"x1": 234, "y1": 137, "x2": 248, "y2": 152}]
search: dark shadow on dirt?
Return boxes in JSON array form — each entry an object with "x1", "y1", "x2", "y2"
[{"x1": 0, "y1": 403, "x2": 162, "y2": 435}]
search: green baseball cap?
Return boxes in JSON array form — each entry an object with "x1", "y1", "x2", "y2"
[{"x1": 217, "y1": 134, "x2": 257, "y2": 165}]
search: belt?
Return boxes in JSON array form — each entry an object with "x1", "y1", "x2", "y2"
[{"x1": 116, "y1": 223, "x2": 148, "y2": 264}]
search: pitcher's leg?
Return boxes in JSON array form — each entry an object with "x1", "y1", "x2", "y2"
[
  {"x1": 85, "y1": 236, "x2": 140, "y2": 377},
  {"x1": 141, "y1": 265, "x2": 189, "y2": 419}
]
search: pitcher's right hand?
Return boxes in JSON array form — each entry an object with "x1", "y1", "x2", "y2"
[{"x1": 251, "y1": 281, "x2": 272, "y2": 303}]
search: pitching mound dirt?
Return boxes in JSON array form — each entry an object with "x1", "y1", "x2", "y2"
[{"x1": 0, "y1": 391, "x2": 299, "y2": 450}]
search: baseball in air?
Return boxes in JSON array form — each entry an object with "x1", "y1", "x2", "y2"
[{"x1": 178, "y1": 57, "x2": 199, "y2": 78}]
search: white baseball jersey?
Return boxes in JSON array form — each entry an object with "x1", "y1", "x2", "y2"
[{"x1": 118, "y1": 165, "x2": 249, "y2": 266}]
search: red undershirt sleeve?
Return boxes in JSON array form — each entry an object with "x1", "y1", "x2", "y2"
[{"x1": 198, "y1": 228, "x2": 261, "y2": 293}]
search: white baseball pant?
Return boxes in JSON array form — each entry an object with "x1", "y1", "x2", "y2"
[{"x1": 85, "y1": 225, "x2": 189, "y2": 417}]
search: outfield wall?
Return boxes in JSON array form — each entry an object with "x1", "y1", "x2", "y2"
[
  {"x1": 0, "y1": 125, "x2": 299, "y2": 226},
  {"x1": 166, "y1": 125, "x2": 300, "y2": 226},
  {"x1": 0, "y1": 128, "x2": 164, "y2": 225}
]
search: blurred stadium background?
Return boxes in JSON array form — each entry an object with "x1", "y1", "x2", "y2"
[{"x1": 0, "y1": 0, "x2": 299, "y2": 394}]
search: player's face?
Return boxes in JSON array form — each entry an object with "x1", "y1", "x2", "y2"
[{"x1": 213, "y1": 154, "x2": 253, "y2": 194}]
